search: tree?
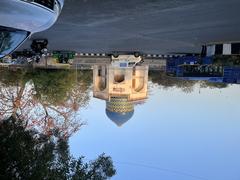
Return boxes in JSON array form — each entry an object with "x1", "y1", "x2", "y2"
[
  {"x1": 149, "y1": 70, "x2": 228, "y2": 92},
  {"x1": 213, "y1": 55, "x2": 240, "y2": 66},
  {"x1": 149, "y1": 71, "x2": 196, "y2": 93},
  {"x1": 0, "y1": 69, "x2": 92, "y2": 138},
  {"x1": 200, "y1": 81, "x2": 228, "y2": 89},
  {"x1": 0, "y1": 69, "x2": 33, "y2": 120},
  {"x1": 0, "y1": 116, "x2": 116, "y2": 180},
  {"x1": 24, "y1": 69, "x2": 76, "y2": 105}
]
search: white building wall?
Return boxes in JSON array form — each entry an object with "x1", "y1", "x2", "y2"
[
  {"x1": 207, "y1": 45, "x2": 215, "y2": 56},
  {"x1": 223, "y1": 44, "x2": 232, "y2": 55}
]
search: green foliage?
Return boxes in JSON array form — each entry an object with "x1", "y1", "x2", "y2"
[
  {"x1": 213, "y1": 55, "x2": 240, "y2": 66},
  {"x1": 200, "y1": 81, "x2": 228, "y2": 89},
  {"x1": 149, "y1": 70, "x2": 196, "y2": 93},
  {"x1": 149, "y1": 70, "x2": 228, "y2": 92},
  {"x1": 0, "y1": 116, "x2": 116, "y2": 180},
  {"x1": 24, "y1": 70, "x2": 76, "y2": 105},
  {"x1": 22, "y1": 69, "x2": 93, "y2": 106},
  {"x1": 0, "y1": 69, "x2": 26, "y2": 86},
  {"x1": 0, "y1": 69, "x2": 93, "y2": 107},
  {"x1": 0, "y1": 116, "x2": 55, "y2": 179}
]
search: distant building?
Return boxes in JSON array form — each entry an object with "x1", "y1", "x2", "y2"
[
  {"x1": 165, "y1": 42, "x2": 240, "y2": 84},
  {"x1": 93, "y1": 62, "x2": 148, "y2": 127},
  {"x1": 202, "y1": 42, "x2": 240, "y2": 57}
]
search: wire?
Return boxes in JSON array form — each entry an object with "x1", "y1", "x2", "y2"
[{"x1": 113, "y1": 161, "x2": 209, "y2": 180}]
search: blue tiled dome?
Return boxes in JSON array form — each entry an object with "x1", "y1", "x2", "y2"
[
  {"x1": 105, "y1": 96, "x2": 134, "y2": 127},
  {"x1": 106, "y1": 109, "x2": 134, "y2": 127}
]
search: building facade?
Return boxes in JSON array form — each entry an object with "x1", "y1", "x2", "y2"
[
  {"x1": 202, "y1": 42, "x2": 240, "y2": 56},
  {"x1": 93, "y1": 64, "x2": 149, "y2": 126}
]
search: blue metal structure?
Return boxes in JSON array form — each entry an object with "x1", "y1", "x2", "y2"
[
  {"x1": 166, "y1": 55, "x2": 240, "y2": 84},
  {"x1": 201, "y1": 56, "x2": 213, "y2": 65},
  {"x1": 166, "y1": 56, "x2": 199, "y2": 75},
  {"x1": 223, "y1": 67, "x2": 240, "y2": 84}
]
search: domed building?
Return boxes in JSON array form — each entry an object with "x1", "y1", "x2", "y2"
[{"x1": 93, "y1": 61, "x2": 148, "y2": 127}]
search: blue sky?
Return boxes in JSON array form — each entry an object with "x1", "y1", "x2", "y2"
[{"x1": 70, "y1": 83, "x2": 240, "y2": 180}]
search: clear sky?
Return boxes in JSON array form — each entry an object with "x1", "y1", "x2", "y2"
[{"x1": 70, "y1": 82, "x2": 240, "y2": 180}]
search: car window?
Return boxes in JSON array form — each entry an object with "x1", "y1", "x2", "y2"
[{"x1": 0, "y1": 27, "x2": 29, "y2": 58}]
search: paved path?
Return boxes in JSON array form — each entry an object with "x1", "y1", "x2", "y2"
[{"x1": 21, "y1": 0, "x2": 240, "y2": 54}]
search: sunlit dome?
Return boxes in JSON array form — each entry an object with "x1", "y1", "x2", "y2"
[{"x1": 105, "y1": 96, "x2": 134, "y2": 127}]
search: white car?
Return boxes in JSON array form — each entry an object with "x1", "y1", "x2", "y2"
[
  {"x1": 0, "y1": 0, "x2": 64, "y2": 58},
  {"x1": 110, "y1": 52, "x2": 144, "y2": 68}
]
